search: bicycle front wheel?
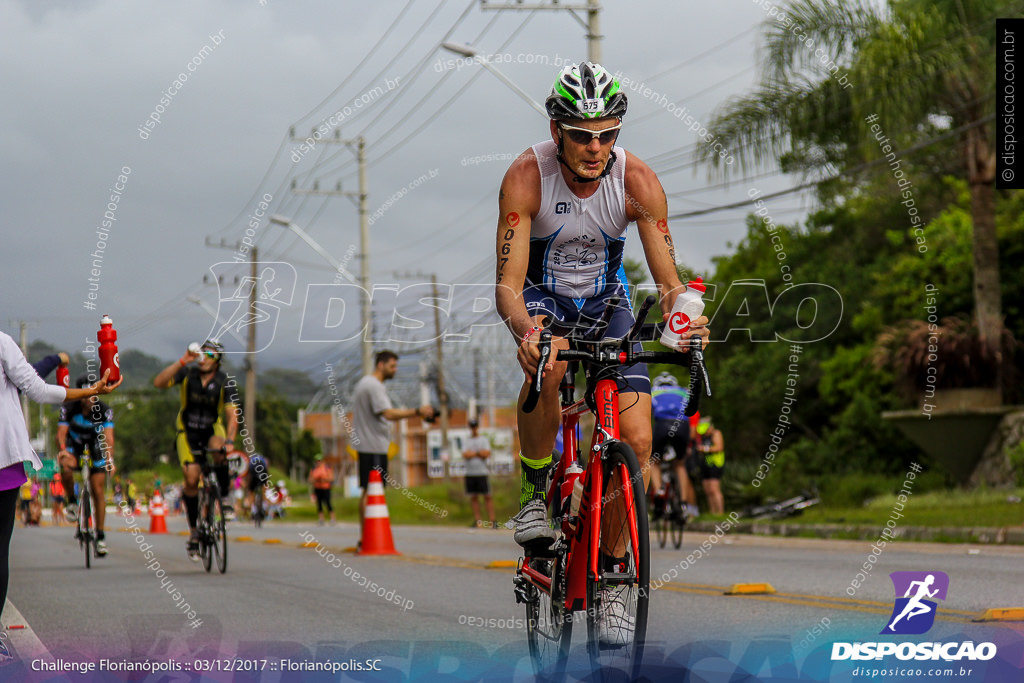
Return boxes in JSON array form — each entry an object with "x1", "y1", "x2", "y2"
[
  {"x1": 670, "y1": 490, "x2": 685, "y2": 550},
  {"x1": 586, "y1": 441, "x2": 650, "y2": 681},
  {"x1": 81, "y1": 494, "x2": 93, "y2": 570},
  {"x1": 254, "y1": 499, "x2": 264, "y2": 528},
  {"x1": 200, "y1": 492, "x2": 214, "y2": 573},
  {"x1": 654, "y1": 496, "x2": 668, "y2": 549},
  {"x1": 212, "y1": 495, "x2": 228, "y2": 574}
]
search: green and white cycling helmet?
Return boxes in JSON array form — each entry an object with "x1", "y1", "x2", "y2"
[{"x1": 545, "y1": 61, "x2": 628, "y2": 120}]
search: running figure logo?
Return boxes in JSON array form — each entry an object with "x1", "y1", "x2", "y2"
[
  {"x1": 881, "y1": 571, "x2": 949, "y2": 635},
  {"x1": 204, "y1": 262, "x2": 297, "y2": 353}
]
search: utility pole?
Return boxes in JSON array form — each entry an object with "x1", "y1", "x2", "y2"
[
  {"x1": 431, "y1": 273, "x2": 449, "y2": 463},
  {"x1": 472, "y1": 347, "x2": 480, "y2": 423},
  {"x1": 486, "y1": 354, "x2": 496, "y2": 427},
  {"x1": 290, "y1": 131, "x2": 372, "y2": 375},
  {"x1": 246, "y1": 248, "x2": 258, "y2": 444},
  {"x1": 204, "y1": 239, "x2": 259, "y2": 444},
  {"x1": 480, "y1": 0, "x2": 602, "y2": 63},
  {"x1": 395, "y1": 270, "x2": 450, "y2": 473}
]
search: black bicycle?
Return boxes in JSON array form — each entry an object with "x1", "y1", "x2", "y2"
[
  {"x1": 251, "y1": 488, "x2": 266, "y2": 528},
  {"x1": 74, "y1": 453, "x2": 97, "y2": 569},
  {"x1": 651, "y1": 456, "x2": 685, "y2": 550},
  {"x1": 193, "y1": 449, "x2": 228, "y2": 574}
]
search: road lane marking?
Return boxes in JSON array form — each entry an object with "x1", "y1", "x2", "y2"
[
  {"x1": 487, "y1": 560, "x2": 518, "y2": 569},
  {"x1": 725, "y1": 582, "x2": 776, "y2": 595},
  {"x1": 251, "y1": 539, "x2": 1003, "y2": 626},
  {"x1": 973, "y1": 607, "x2": 1024, "y2": 622}
]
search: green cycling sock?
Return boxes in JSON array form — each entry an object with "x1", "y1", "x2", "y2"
[{"x1": 519, "y1": 452, "x2": 553, "y2": 508}]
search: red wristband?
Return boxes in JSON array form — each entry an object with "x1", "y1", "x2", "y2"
[
  {"x1": 179, "y1": 357, "x2": 187, "y2": 367},
  {"x1": 522, "y1": 326, "x2": 540, "y2": 344}
]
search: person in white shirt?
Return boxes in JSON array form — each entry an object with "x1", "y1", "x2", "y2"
[
  {"x1": 0, "y1": 331, "x2": 121, "y2": 616},
  {"x1": 462, "y1": 420, "x2": 495, "y2": 529}
]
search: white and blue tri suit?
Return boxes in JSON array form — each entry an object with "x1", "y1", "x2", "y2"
[
  {"x1": 58, "y1": 400, "x2": 114, "y2": 472},
  {"x1": 522, "y1": 139, "x2": 650, "y2": 394}
]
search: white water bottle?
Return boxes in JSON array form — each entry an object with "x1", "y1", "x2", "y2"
[{"x1": 660, "y1": 278, "x2": 706, "y2": 349}]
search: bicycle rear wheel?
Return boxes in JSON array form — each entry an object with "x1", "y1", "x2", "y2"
[
  {"x1": 525, "y1": 548, "x2": 572, "y2": 679},
  {"x1": 669, "y1": 489, "x2": 685, "y2": 550},
  {"x1": 586, "y1": 441, "x2": 649, "y2": 681},
  {"x1": 212, "y1": 495, "x2": 228, "y2": 574}
]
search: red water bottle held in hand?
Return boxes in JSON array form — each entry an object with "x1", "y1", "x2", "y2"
[
  {"x1": 56, "y1": 365, "x2": 70, "y2": 389},
  {"x1": 97, "y1": 315, "x2": 120, "y2": 383}
]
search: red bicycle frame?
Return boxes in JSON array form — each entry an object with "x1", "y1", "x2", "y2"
[{"x1": 520, "y1": 376, "x2": 641, "y2": 613}]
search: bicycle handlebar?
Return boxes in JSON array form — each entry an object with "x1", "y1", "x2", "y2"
[
  {"x1": 521, "y1": 296, "x2": 711, "y2": 415},
  {"x1": 522, "y1": 329, "x2": 552, "y2": 414}
]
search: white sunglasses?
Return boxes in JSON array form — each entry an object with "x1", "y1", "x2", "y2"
[{"x1": 558, "y1": 120, "x2": 622, "y2": 145}]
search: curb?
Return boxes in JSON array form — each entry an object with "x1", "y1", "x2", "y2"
[{"x1": 686, "y1": 521, "x2": 1024, "y2": 545}]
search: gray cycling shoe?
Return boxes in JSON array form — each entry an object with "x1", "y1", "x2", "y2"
[
  {"x1": 597, "y1": 585, "x2": 634, "y2": 647},
  {"x1": 511, "y1": 499, "x2": 556, "y2": 549}
]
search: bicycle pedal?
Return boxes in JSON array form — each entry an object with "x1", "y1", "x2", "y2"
[
  {"x1": 528, "y1": 557, "x2": 552, "y2": 574},
  {"x1": 523, "y1": 543, "x2": 557, "y2": 558},
  {"x1": 513, "y1": 575, "x2": 535, "y2": 605}
]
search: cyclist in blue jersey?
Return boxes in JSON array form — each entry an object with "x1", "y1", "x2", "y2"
[
  {"x1": 58, "y1": 376, "x2": 116, "y2": 556},
  {"x1": 650, "y1": 373, "x2": 698, "y2": 520}
]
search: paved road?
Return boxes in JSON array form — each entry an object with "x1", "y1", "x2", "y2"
[{"x1": 3, "y1": 514, "x2": 1023, "y2": 681}]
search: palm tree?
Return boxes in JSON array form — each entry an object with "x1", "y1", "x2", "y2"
[{"x1": 700, "y1": 0, "x2": 1005, "y2": 390}]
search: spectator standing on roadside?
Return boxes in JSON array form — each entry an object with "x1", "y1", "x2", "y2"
[
  {"x1": 49, "y1": 474, "x2": 65, "y2": 527},
  {"x1": 0, "y1": 331, "x2": 120, "y2": 618},
  {"x1": 695, "y1": 417, "x2": 726, "y2": 515},
  {"x1": 18, "y1": 480, "x2": 33, "y2": 527},
  {"x1": 350, "y1": 350, "x2": 434, "y2": 531},
  {"x1": 462, "y1": 420, "x2": 496, "y2": 529},
  {"x1": 309, "y1": 455, "x2": 336, "y2": 526}
]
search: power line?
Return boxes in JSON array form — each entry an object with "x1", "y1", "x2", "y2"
[
  {"x1": 667, "y1": 114, "x2": 995, "y2": 221},
  {"x1": 288, "y1": 0, "x2": 423, "y2": 130}
]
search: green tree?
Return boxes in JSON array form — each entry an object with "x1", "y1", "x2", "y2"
[{"x1": 702, "y1": 0, "x2": 1004, "y2": 389}]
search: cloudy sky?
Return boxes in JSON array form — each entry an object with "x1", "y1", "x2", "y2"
[{"x1": 1, "y1": 0, "x2": 808, "y2": 383}]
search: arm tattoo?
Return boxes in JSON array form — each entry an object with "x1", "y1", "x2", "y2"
[
  {"x1": 496, "y1": 227, "x2": 515, "y2": 284},
  {"x1": 664, "y1": 233, "x2": 676, "y2": 263}
]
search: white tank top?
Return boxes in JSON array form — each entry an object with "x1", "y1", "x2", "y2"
[{"x1": 527, "y1": 140, "x2": 629, "y2": 301}]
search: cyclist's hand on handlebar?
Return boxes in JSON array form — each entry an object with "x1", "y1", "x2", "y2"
[{"x1": 517, "y1": 328, "x2": 568, "y2": 379}]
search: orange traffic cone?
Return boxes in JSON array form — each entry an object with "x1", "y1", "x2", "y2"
[
  {"x1": 358, "y1": 470, "x2": 399, "y2": 556},
  {"x1": 149, "y1": 492, "x2": 168, "y2": 534}
]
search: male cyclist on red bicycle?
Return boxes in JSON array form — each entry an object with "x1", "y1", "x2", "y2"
[{"x1": 495, "y1": 62, "x2": 710, "y2": 560}]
